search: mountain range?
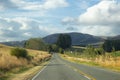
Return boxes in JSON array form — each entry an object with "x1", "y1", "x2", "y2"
[
  {"x1": 0, "y1": 41, "x2": 26, "y2": 47},
  {"x1": 0, "y1": 32, "x2": 120, "y2": 47},
  {"x1": 43, "y1": 32, "x2": 104, "y2": 46}
]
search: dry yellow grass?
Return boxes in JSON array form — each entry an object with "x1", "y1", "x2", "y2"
[
  {"x1": 10, "y1": 62, "x2": 48, "y2": 80},
  {"x1": 94, "y1": 55, "x2": 120, "y2": 70},
  {"x1": 0, "y1": 44, "x2": 51, "y2": 79},
  {"x1": 0, "y1": 44, "x2": 50, "y2": 70},
  {"x1": 0, "y1": 53, "x2": 28, "y2": 70},
  {"x1": 62, "y1": 54, "x2": 120, "y2": 71}
]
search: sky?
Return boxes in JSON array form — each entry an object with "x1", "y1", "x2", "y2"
[{"x1": 0, "y1": 0, "x2": 120, "y2": 41}]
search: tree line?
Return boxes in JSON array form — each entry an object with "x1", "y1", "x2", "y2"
[
  {"x1": 24, "y1": 34, "x2": 72, "y2": 54},
  {"x1": 24, "y1": 34, "x2": 120, "y2": 54},
  {"x1": 103, "y1": 39, "x2": 120, "y2": 52}
]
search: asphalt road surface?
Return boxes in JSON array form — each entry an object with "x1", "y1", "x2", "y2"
[{"x1": 32, "y1": 53, "x2": 120, "y2": 80}]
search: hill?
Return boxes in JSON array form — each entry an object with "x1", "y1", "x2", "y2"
[
  {"x1": 0, "y1": 40, "x2": 26, "y2": 47},
  {"x1": 2, "y1": 32, "x2": 119, "y2": 47},
  {"x1": 43, "y1": 32, "x2": 104, "y2": 46},
  {"x1": 108, "y1": 35, "x2": 120, "y2": 40}
]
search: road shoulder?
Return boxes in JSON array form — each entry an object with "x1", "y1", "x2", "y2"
[
  {"x1": 9, "y1": 62, "x2": 49, "y2": 80},
  {"x1": 60, "y1": 54, "x2": 120, "y2": 73}
]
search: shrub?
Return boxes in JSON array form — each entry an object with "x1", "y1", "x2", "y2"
[
  {"x1": 111, "y1": 51, "x2": 120, "y2": 57},
  {"x1": 11, "y1": 48, "x2": 28, "y2": 58},
  {"x1": 59, "y1": 48, "x2": 64, "y2": 54}
]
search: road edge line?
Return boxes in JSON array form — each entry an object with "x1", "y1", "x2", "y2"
[
  {"x1": 31, "y1": 58, "x2": 52, "y2": 80},
  {"x1": 60, "y1": 54, "x2": 96, "y2": 80}
]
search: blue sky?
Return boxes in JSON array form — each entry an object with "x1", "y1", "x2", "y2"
[{"x1": 0, "y1": 0, "x2": 120, "y2": 41}]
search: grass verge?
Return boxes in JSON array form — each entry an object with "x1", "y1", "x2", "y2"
[
  {"x1": 61, "y1": 54, "x2": 120, "y2": 72},
  {"x1": 0, "y1": 44, "x2": 51, "y2": 80},
  {"x1": 9, "y1": 62, "x2": 48, "y2": 80}
]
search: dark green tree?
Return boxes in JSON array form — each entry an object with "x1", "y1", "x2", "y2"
[
  {"x1": 103, "y1": 40, "x2": 120, "y2": 52},
  {"x1": 56, "y1": 34, "x2": 72, "y2": 49},
  {"x1": 48, "y1": 45, "x2": 53, "y2": 53}
]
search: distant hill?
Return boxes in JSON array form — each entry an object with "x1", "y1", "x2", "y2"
[
  {"x1": 108, "y1": 35, "x2": 120, "y2": 40},
  {"x1": 43, "y1": 32, "x2": 104, "y2": 46},
  {"x1": 1, "y1": 33, "x2": 119, "y2": 47},
  {"x1": 0, "y1": 41, "x2": 26, "y2": 47}
]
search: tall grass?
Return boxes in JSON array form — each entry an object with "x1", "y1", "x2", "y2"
[
  {"x1": 63, "y1": 46, "x2": 120, "y2": 71},
  {"x1": 94, "y1": 53, "x2": 120, "y2": 70},
  {"x1": 0, "y1": 44, "x2": 51, "y2": 79},
  {"x1": 0, "y1": 53, "x2": 28, "y2": 70}
]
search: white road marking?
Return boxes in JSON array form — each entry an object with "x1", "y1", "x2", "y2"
[
  {"x1": 84, "y1": 76, "x2": 92, "y2": 80},
  {"x1": 32, "y1": 63, "x2": 50, "y2": 80},
  {"x1": 32, "y1": 55, "x2": 54, "y2": 80}
]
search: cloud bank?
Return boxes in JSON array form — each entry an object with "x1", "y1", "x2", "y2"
[
  {"x1": 0, "y1": 17, "x2": 48, "y2": 41},
  {"x1": 0, "y1": 0, "x2": 68, "y2": 11},
  {"x1": 0, "y1": 0, "x2": 120, "y2": 42},
  {"x1": 63, "y1": 0, "x2": 120, "y2": 36}
]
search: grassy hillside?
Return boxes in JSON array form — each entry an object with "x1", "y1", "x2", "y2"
[{"x1": 0, "y1": 44, "x2": 51, "y2": 80}]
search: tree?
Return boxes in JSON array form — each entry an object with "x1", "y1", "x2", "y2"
[
  {"x1": 56, "y1": 34, "x2": 72, "y2": 49},
  {"x1": 103, "y1": 40, "x2": 112, "y2": 52},
  {"x1": 52, "y1": 44, "x2": 59, "y2": 52},
  {"x1": 48, "y1": 45, "x2": 53, "y2": 53},
  {"x1": 103, "y1": 40, "x2": 120, "y2": 52},
  {"x1": 48, "y1": 44, "x2": 60, "y2": 53},
  {"x1": 24, "y1": 38, "x2": 47, "y2": 51}
]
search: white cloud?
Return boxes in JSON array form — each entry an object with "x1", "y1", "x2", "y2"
[
  {"x1": 80, "y1": 26, "x2": 114, "y2": 36},
  {"x1": 0, "y1": 0, "x2": 68, "y2": 11},
  {"x1": 78, "y1": 0, "x2": 120, "y2": 26},
  {"x1": 62, "y1": 0, "x2": 120, "y2": 36},
  {"x1": 0, "y1": 17, "x2": 48, "y2": 42},
  {"x1": 23, "y1": 32, "x2": 32, "y2": 37},
  {"x1": 42, "y1": 0, "x2": 68, "y2": 10},
  {"x1": 21, "y1": 0, "x2": 69, "y2": 10},
  {"x1": 76, "y1": 0, "x2": 90, "y2": 10},
  {"x1": 0, "y1": 0, "x2": 17, "y2": 10},
  {"x1": 0, "y1": 0, "x2": 69, "y2": 19},
  {"x1": 0, "y1": 17, "x2": 71, "y2": 42},
  {"x1": 62, "y1": 17, "x2": 77, "y2": 25},
  {"x1": 39, "y1": 25, "x2": 63, "y2": 34}
]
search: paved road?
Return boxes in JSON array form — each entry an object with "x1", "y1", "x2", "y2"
[{"x1": 32, "y1": 53, "x2": 120, "y2": 80}]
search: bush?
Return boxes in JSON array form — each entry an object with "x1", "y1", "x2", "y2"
[
  {"x1": 59, "y1": 48, "x2": 64, "y2": 54},
  {"x1": 11, "y1": 48, "x2": 28, "y2": 58},
  {"x1": 111, "y1": 51, "x2": 120, "y2": 57}
]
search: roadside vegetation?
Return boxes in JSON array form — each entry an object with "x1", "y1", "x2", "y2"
[
  {"x1": 61, "y1": 39, "x2": 120, "y2": 72},
  {"x1": 0, "y1": 44, "x2": 51, "y2": 80},
  {"x1": 0, "y1": 34, "x2": 72, "y2": 80},
  {"x1": 45, "y1": 34, "x2": 120, "y2": 72},
  {"x1": 1, "y1": 33, "x2": 120, "y2": 79},
  {"x1": 24, "y1": 38, "x2": 47, "y2": 51}
]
